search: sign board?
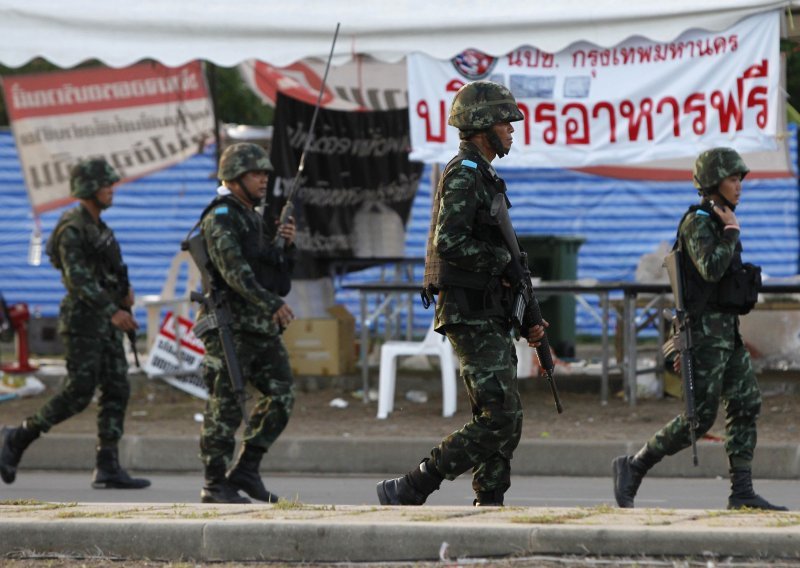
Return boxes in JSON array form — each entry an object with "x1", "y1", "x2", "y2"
[
  {"x1": 408, "y1": 11, "x2": 780, "y2": 168},
  {"x1": 143, "y1": 311, "x2": 208, "y2": 400},
  {"x1": 2, "y1": 61, "x2": 215, "y2": 213}
]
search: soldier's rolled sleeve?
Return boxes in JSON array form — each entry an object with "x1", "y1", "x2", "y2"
[
  {"x1": 204, "y1": 216, "x2": 283, "y2": 315},
  {"x1": 684, "y1": 216, "x2": 737, "y2": 283},
  {"x1": 435, "y1": 168, "x2": 510, "y2": 275},
  {"x1": 58, "y1": 226, "x2": 118, "y2": 319}
]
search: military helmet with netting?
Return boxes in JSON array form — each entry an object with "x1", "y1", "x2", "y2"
[
  {"x1": 217, "y1": 142, "x2": 273, "y2": 181},
  {"x1": 693, "y1": 147, "x2": 750, "y2": 192},
  {"x1": 448, "y1": 80, "x2": 524, "y2": 131},
  {"x1": 69, "y1": 158, "x2": 121, "y2": 199}
]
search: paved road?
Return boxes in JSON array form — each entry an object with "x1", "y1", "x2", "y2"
[{"x1": 4, "y1": 471, "x2": 798, "y2": 510}]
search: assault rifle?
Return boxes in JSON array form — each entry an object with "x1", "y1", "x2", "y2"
[
  {"x1": 489, "y1": 194, "x2": 563, "y2": 414},
  {"x1": 118, "y1": 265, "x2": 140, "y2": 369},
  {"x1": 272, "y1": 23, "x2": 340, "y2": 250},
  {"x1": 662, "y1": 249, "x2": 699, "y2": 466},
  {"x1": 182, "y1": 235, "x2": 247, "y2": 416}
]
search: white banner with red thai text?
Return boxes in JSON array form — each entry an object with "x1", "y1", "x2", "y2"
[
  {"x1": 408, "y1": 11, "x2": 780, "y2": 168},
  {"x1": 2, "y1": 62, "x2": 215, "y2": 213}
]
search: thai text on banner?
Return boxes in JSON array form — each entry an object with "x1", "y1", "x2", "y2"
[
  {"x1": 2, "y1": 61, "x2": 215, "y2": 213},
  {"x1": 407, "y1": 11, "x2": 780, "y2": 168}
]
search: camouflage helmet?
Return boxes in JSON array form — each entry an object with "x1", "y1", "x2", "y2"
[
  {"x1": 69, "y1": 158, "x2": 121, "y2": 199},
  {"x1": 448, "y1": 80, "x2": 524, "y2": 131},
  {"x1": 693, "y1": 147, "x2": 750, "y2": 192},
  {"x1": 217, "y1": 142, "x2": 273, "y2": 181}
]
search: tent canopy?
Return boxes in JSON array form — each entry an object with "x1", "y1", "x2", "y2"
[{"x1": 0, "y1": 0, "x2": 795, "y2": 69}]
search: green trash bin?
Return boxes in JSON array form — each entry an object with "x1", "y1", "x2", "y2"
[{"x1": 517, "y1": 235, "x2": 585, "y2": 358}]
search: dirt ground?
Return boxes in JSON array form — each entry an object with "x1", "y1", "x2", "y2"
[{"x1": 1, "y1": 365, "x2": 798, "y2": 444}]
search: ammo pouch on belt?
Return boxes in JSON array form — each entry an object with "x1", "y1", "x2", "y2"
[
  {"x1": 451, "y1": 278, "x2": 510, "y2": 319},
  {"x1": 715, "y1": 262, "x2": 761, "y2": 315}
]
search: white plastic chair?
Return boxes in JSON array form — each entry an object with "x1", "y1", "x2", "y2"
[
  {"x1": 138, "y1": 250, "x2": 202, "y2": 351},
  {"x1": 376, "y1": 320, "x2": 458, "y2": 419}
]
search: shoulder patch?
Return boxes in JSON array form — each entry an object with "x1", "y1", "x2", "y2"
[
  {"x1": 461, "y1": 159, "x2": 478, "y2": 169},
  {"x1": 214, "y1": 206, "x2": 229, "y2": 216},
  {"x1": 695, "y1": 210, "x2": 710, "y2": 217}
]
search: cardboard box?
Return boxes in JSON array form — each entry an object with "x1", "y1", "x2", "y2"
[{"x1": 282, "y1": 304, "x2": 355, "y2": 376}]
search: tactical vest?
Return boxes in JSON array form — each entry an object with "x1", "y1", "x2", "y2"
[
  {"x1": 423, "y1": 148, "x2": 508, "y2": 294},
  {"x1": 674, "y1": 203, "x2": 760, "y2": 315},
  {"x1": 46, "y1": 207, "x2": 128, "y2": 301},
  {"x1": 198, "y1": 195, "x2": 292, "y2": 297}
]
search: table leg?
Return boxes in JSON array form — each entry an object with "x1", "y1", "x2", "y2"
[
  {"x1": 600, "y1": 292, "x2": 609, "y2": 406},
  {"x1": 360, "y1": 291, "x2": 369, "y2": 404},
  {"x1": 623, "y1": 291, "x2": 638, "y2": 406}
]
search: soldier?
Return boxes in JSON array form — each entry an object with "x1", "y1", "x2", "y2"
[
  {"x1": 0, "y1": 158, "x2": 150, "y2": 490},
  {"x1": 194, "y1": 142, "x2": 296, "y2": 504},
  {"x1": 376, "y1": 80, "x2": 547, "y2": 507},
  {"x1": 613, "y1": 147, "x2": 787, "y2": 511}
]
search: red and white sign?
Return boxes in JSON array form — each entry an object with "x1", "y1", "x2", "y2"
[
  {"x1": 2, "y1": 61, "x2": 215, "y2": 213},
  {"x1": 143, "y1": 311, "x2": 208, "y2": 400},
  {"x1": 408, "y1": 11, "x2": 780, "y2": 168}
]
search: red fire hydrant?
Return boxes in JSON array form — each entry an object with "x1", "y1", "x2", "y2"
[{"x1": 1, "y1": 303, "x2": 38, "y2": 374}]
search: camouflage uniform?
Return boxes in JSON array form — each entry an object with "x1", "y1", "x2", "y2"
[
  {"x1": 29, "y1": 205, "x2": 130, "y2": 440},
  {"x1": 1, "y1": 158, "x2": 150, "y2": 490},
  {"x1": 198, "y1": 195, "x2": 295, "y2": 468},
  {"x1": 430, "y1": 141, "x2": 521, "y2": 500},
  {"x1": 194, "y1": 142, "x2": 295, "y2": 503},
  {"x1": 612, "y1": 148, "x2": 786, "y2": 511},
  {"x1": 647, "y1": 205, "x2": 760, "y2": 467},
  {"x1": 377, "y1": 81, "x2": 526, "y2": 507}
]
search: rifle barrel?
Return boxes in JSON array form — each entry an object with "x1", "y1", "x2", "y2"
[{"x1": 275, "y1": 22, "x2": 341, "y2": 247}]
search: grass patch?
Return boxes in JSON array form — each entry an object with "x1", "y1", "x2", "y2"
[
  {"x1": 3, "y1": 501, "x2": 78, "y2": 511},
  {"x1": 408, "y1": 513, "x2": 450, "y2": 522},
  {"x1": 510, "y1": 510, "x2": 591, "y2": 524},
  {"x1": 768, "y1": 514, "x2": 800, "y2": 527}
]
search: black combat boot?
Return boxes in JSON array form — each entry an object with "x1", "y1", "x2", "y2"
[
  {"x1": 201, "y1": 462, "x2": 251, "y2": 504},
  {"x1": 0, "y1": 421, "x2": 40, "y2": 484},
  {"x1": 473, "y1": 489, "x2": 504, "y2": 507},
  {"x1": 376, "y1": 459, "x2": 443, "y2": 505},
  {"x1": 227, "y1": 445, "x2": 280, "y2": 503},
  {"x1": 91, "y1": 445, "x2": 151, "y2": 489},
  {"x1": 728, "y1": 467, "x2": 788, "y2": 511},
  {"x1": 612, "y1": 445, "x2": 661, "y2": 508}
]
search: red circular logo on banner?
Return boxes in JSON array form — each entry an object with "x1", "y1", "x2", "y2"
[{"x1": 451, "y1": 49, "x2": 497, "y2": 80}]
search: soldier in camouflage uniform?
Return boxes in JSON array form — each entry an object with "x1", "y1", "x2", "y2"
[
  {"x1": 377, "y1": 81, "x2": 547, "y2": 507},
  {"x1": 0, "y1": 158, "x2": 150, "y2": 490},
  {"x1": 194, "y1": 142, "x2": 296, "y2": 504},
  {"x1": 613, "y1": 147, "x2": 787, "y2": 511}
]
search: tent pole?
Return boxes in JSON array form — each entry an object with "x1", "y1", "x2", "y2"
[{"x1": 205, "y1": 61, "x2": 223, "y2": 165}]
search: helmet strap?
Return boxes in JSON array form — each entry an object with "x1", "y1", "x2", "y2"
[
  {"x1": 703, "y1": 190, "x2": 736, "y2": 212},
  {"x1": 235, "y1": 175, "x2": 260, "y2": 206},
  {"x1": 486, "y1": 129, "x2": 507, "y2": 159},
  {"x1": 91, "y1": 194, "x2": 111, "y2": 211},
  {"x1": 714, "y1": 191, "x2": 736, "y2": 212}
]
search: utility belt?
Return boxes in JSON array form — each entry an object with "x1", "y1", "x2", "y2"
[{"x1": 426, "y1": 277, "x2": 512, "y2": 319}]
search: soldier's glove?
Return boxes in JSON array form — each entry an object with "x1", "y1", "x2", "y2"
[{"x1": 503, "y1": 259, "x2": 526, "y2": 289}]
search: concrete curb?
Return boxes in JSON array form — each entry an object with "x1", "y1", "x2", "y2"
[
  {"x1": 19, "y1": 435, "x2": 800, "y2": 479},
  {"x1": 1, "y1": 505, "x2": 799, "y2": 562}
]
